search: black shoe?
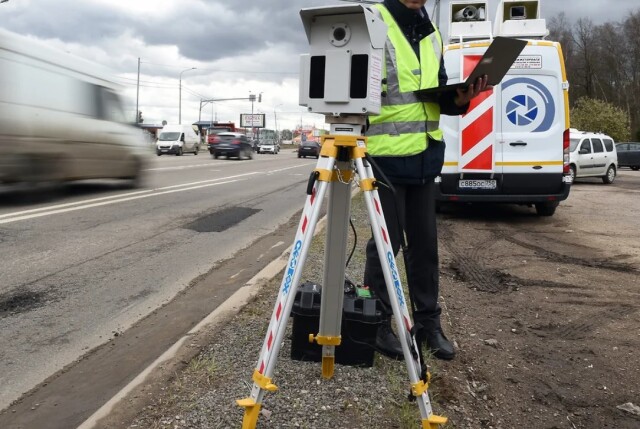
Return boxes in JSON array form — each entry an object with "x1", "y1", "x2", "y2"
[
  {"x1": 425, "y1": 329, "x2": 455, "y2": 360},
  {"x1": 375, "y1": 322, "x2": 404, "y2": 360}
]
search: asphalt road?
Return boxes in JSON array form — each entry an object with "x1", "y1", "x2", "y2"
[{"x1": 0, "y1": 148, "x2": 316, "y2": 413}]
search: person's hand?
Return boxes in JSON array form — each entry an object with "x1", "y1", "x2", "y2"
[{"x1": 454, "y1": 75, "x2": 492, "y2": 107}]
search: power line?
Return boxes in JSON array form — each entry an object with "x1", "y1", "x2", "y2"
[{"x1": 139, "y1": 60, "x2": 297, "y2": 75}]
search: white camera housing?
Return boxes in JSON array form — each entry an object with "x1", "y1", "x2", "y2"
[{"x1": 299, "y1": 4, "x2": 387, "y2": 117}]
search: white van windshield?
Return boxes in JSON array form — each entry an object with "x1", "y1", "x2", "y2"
[{"x1": 159, "y1": 132, "x2": 180, "y2": 141}]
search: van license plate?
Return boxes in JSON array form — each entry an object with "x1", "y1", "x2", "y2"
[{"x1": 459, "y1": 179, "x2": 497, "y2": 190}]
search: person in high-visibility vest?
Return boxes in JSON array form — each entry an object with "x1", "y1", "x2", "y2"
[{"x1": 364, "y1": 0, "x2": 488, "y2": 361}]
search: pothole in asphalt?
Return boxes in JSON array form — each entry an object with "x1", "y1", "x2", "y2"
[
  {"x1": 186, "y1": 206, "x2": 260, "y2": 232},
  {"x1": 0, "y1": 290, "x2": 47, "y2": 317}
]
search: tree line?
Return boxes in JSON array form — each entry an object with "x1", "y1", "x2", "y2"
[{"x1": 549, "y1": 10, "x2": 640, "y2": 141}]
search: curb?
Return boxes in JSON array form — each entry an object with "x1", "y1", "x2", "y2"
[{"x1": 77, "y1": 216, "x2": 329, "y2": 429}]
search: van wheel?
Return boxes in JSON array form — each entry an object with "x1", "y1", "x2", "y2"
[
  {"x1": 194, "y1": 147, "x2": 199, "y2": 155},
  {"x1": 535, "y1": 201, "x2": 558, "y2": 217},
  {"x1": 176, "y1": 148, "x2": 183, "y2": 156},
  {"x1": 569, "y1": 165, "x2": 576, "y2": 183},
  {"x1": 631, "y1": 166, "x2": 639, "y2": 171},
  {"x1": 602, "y1": 165, "x2": 616, "y2": 184}
]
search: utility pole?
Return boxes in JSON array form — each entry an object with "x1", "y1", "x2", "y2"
[
  {"x1": 179, "y1": 67, "x2": 196, "y2": 124},
  {"x1": 135, "y1": 57, "x2": 140, "y2": 124}
]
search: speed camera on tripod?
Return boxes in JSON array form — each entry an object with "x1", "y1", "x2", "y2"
[{"x1": 298, "y1": 4, "x2": 387, "y2": 117}]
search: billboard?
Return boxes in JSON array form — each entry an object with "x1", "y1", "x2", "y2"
[{"x1": 240, "y1": 113, "x2": 265, "y2": 128}]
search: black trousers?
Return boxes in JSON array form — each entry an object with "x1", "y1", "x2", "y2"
[{"x1": 363, "y1": 180, "x2": 442, "y2": 331}]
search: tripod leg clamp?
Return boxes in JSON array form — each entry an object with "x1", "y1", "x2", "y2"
[
  {"x1": 251, "y1": 369, "x2": 278, "y2": 392},
  {"x1": 411, "y1": 378, "x2": 429, "y2": 397}
]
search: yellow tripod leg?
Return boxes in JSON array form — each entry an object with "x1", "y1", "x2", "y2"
[
  {"x1": 236, "y1": 398, "x2": 261, "y2": 429},
  {"x1": 422, "y1": 414, "x2": 448, "y2": 429}
]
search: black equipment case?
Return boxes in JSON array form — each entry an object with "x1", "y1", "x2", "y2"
[{"x1": 290, "y1": 281, "x2": 383, "y2": 367}]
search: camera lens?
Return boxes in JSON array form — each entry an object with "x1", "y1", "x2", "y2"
[{"x1": 333, "y1": 27, "x2": 347, "y2": 41}]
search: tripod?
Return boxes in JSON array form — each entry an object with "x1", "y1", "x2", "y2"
[{"x1": 237, "y1": 117, "x2": 447, "y2": 429}]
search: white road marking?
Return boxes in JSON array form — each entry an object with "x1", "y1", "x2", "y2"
[
  {"x1": 229, "y1": 269, "x2": 245, "y2": 279},
  {"x1": 144, "y1": 163, "x2": 226, "y2": 171},
  {"x1": 0, "y1": 164, "x2": 311, "y2": 225},
  {"x1": 0, "y1": 172, "x2": 260, "y2": 221},
  {"x1": 270, "y1": 241, "x2": 286, "y2": 250}
]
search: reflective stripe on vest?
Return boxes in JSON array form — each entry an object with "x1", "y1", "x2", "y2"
[{"x1": 367, "y1": 4, "x2": 444, "y2": 156}]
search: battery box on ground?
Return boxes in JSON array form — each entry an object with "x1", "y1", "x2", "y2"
[{"x1": 290, "y1": 281, "x2": 383, "y2": 367}]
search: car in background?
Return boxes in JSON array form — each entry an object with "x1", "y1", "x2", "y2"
[
  {"x1": 569, "y1": 130, "x2": 618, "y2": 184},
  {"x1": 257, "y1": 139, "x2": 279, "y2": 154},
  {"x1": 208, "y1": 132, "x2": 253, "y2": 160},
  {"x1": 615, "y1": 142, "x2": 640, "y2": 170},
  {"x1": 298, "y1": 141, "x2": 321, "y2": 158}
]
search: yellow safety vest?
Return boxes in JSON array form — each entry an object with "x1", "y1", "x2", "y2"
[{"x1": 367, "y1": 4, "x2": 444, "y2": 156}]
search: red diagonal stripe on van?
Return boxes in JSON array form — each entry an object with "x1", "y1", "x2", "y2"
[
  {"x1": 463, "y1": 144, "x2": 493, "y2": 170},
  {"x1": 464, "y1": 55, "x2": 482, "y2": 78},
  {"x1": 462, "y1": 54, "x2": 494, "y2": 117},
  {"x1": 465, "y1": 89, "x2": 493, "y2": 116},
  {"x1": 462, "y1": 108, "x2": 493, "y2": 156}
]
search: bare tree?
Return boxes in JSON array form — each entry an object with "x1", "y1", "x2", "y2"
[{"x1": 572, "y1": 18, "x2": 599, "y2": 100}]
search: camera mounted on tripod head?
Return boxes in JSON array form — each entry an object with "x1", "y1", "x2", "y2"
[{"x1": 299, "y1": 4, "x2": 387, "y2": 118}]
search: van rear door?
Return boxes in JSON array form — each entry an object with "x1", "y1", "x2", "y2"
[{"x1": 498, "y1": 43, "x2": 566, "y2": 194}]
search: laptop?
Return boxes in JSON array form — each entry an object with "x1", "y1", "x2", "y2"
[{"x1": 414, "y1": 36, "x2": 528, "y2": 100}]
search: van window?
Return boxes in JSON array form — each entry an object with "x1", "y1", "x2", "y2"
[
  {"x1": 98, "y1": 87, "x2": 127, "y2": 123},
  {"x1": 570, "y1": 138, "x2": 581, "y2": 151},
  {"x1": 580, "y1": 141, "x2": 591, "y2": 153},
  {"x1": 603, "y1": 139, "x2": 614, "y2": 152},
  {"x1": 631, "y1": 143, "x2": 640, "y2": 150},
  {"x1": 591, "y1": 139, "x2": 604, "y2": 153}
]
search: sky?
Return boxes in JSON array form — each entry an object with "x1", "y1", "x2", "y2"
[{"x1": 1, "y1": 0, "x2": 638, "y2": 131}]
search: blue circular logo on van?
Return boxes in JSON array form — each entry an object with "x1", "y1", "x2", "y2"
[
  {"x1": 506, "y1": 95, "x2": 538, "y2": 125},
  {"x1": 502, "y1": 78, "x2": 555, "y2": 132}
]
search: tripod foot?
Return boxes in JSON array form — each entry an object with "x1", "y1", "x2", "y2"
[
  {"x1": 422, "y1": 414, "x2": 448, "y2": 429},
  {"x1": 236, "y1": 398, "x2": 261, "y2": 429},
  {"x1": 321, "y1": 356, "x2": 335, "y2": 379}
]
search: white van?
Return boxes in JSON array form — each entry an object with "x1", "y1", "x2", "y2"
[
  {"x1": 156, "y1": 124, "x2": 200, "y2": 156},
  {"x1": 0, "y1": 28, "x2": 147, "y2": 187},
  {"x1": 436, "y1": 0, "x2": 572, "y2": 216},
  {"x1": 569, "y1": 129, "x2": 618, "y2": 184}
]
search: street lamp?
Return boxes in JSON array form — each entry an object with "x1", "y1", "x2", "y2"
[
  {"x1": 179, "y1": 67, "x2": 196, "y2": 124},
  {"x1": 274, "y1": 104, "x2": 283, "y2": 143}
]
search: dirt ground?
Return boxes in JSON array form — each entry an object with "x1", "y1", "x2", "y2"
[
  {"x1": 434, "y1": 172, "x2": 640, "y2": 428},
  {"x1": 97, "y1": 172, "x2": 639, "y2": 429}
]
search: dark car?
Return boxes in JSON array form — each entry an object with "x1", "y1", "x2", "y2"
[
  {"x1": 298, "y1": 141, "x2": 321, "y2": 158},
  {"x1": 208, "y1": 132, "x2": 253, "y2": 160},
  {"x1": 616, "y1": 142, "x2": 640, "y2": 170}
]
